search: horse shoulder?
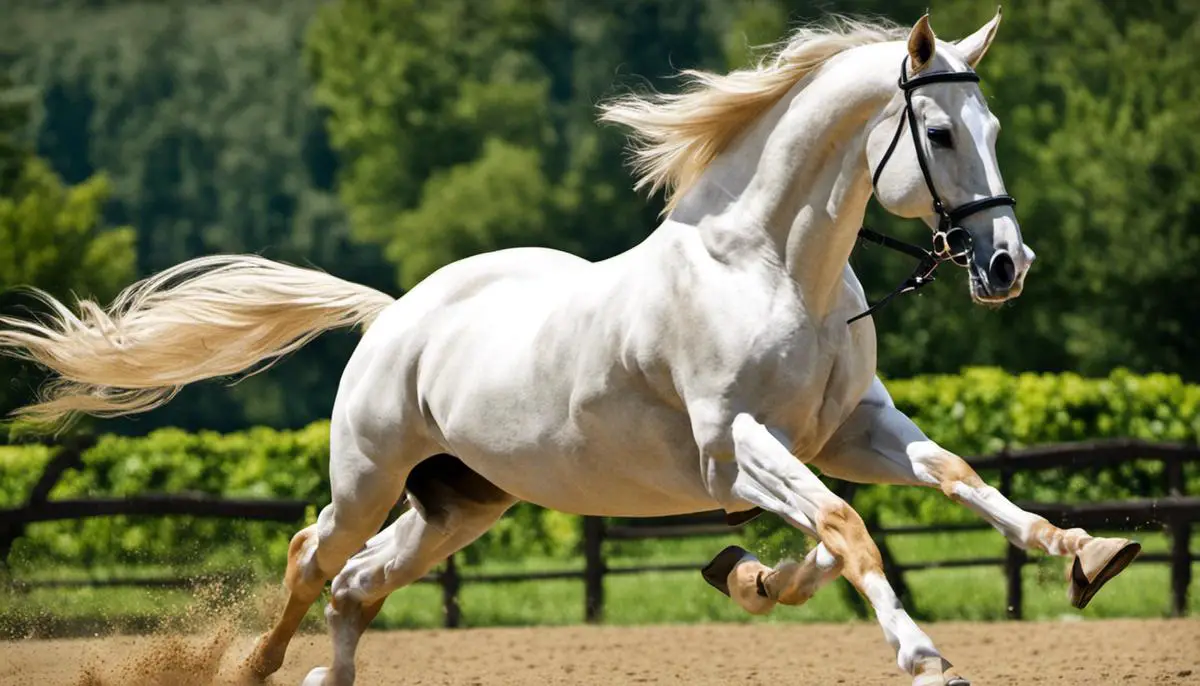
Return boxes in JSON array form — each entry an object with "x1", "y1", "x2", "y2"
[{"x1": 674, "y1": 270, "x2": 878, "y2": 463}]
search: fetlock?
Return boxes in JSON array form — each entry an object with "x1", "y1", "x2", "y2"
[
  {"x1": 241, "y1": 633, "x2": 286, "y2": 680},
  {"x1": 908, "y1": 654, "x2": 952, "y2": 686},
  {"x1": 729, "y1": 556, "x2": 777, "y2": 615}
]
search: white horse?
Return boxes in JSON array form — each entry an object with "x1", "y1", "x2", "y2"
[{"x1": 0, "y1": 11, "x2": 1140, "y2": 686}]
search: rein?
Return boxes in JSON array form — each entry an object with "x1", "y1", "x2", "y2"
[{"x1": 848, "y1": 56, "x2": 1016, "y2": 325}]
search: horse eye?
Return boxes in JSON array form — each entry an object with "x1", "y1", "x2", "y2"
[{"x1": 927, "y1": 127, "x2": 953, "y2": 149}]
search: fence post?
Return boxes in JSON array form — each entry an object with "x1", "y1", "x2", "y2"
[
  {"x1": 998, "y1": 447, "x2": 1024, "y2": 620},
  {"x1": 998, "y1": 446, "x2": 1013, "y2": 498},
  {"x1": 1005, "y1": 543, "x2": 1026, "y2": 620},
  {"x1": 1169, "y1": 517, "x2": 1192, "y2": 617},
  {"x1": 0, "y1": 437, "x2": 92, "y2": 569},
  {"x1": 441, "y1": 554, "x2": 461, "y2": 628},
  {"x1": 583, "y1": 516, "x2": 605, "y2": 623},
  {"x1": 1166, "y1": 458, "x2": 1190, "y2": 616}
]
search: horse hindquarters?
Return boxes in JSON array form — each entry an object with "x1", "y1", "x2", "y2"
[{"x1": 242, "y1": 333, "x2": 437, "y2": 682}]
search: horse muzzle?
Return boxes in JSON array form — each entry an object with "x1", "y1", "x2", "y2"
[{"x1": 970, "y1": 244, "x2": 1031, "y2": 304}]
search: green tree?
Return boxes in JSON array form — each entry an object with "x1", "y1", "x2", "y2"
[
  {"x1": 4, "y1": 0, "x2": 395, "y2": 431},
  {"x1": 306, "y1": 0, "x2": 561, "y2": 289},
  {"x1": 307, "y1": 0, "x2": 726, "y2": 290},
  {"x1": 8, "y1": 0, "x2": 1200, "y2": 435}
]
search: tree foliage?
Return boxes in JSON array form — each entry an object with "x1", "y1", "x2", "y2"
[
  {"x1": 3, "y1": 0, "x2": 1200, "y2": 432},
  {"x1": 307, "y1": 0, "x2": 558, "y2": 288},
  {"x1": 3, "y1": 0, "x2": 393, "y2": 431},
  {"x1": 306, "y1": 0, "x2": 719, "y2": 289}
]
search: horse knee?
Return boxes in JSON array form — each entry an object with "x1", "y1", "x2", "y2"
[
  {"x1": 913, "y1": 450, "x2": 984, "y2": 498},
  {"x1": 330, "y1": 539, "x2": 400, "y2": 609},
  {"x1": 312, "y1": 496, "x2": 401, "y2": 579},
  {"x1": 292, "y1": 501, "x2": 397, "y2": 603},
  {"x1": 285, "y1": 525, "x2": 325, "y2": 599},
  {"x1": 332, "y1": 518, "x2": 454, "y2": 609},
  {"x1": 814, "y1": 499, "x2": 880, "y2": 584}
]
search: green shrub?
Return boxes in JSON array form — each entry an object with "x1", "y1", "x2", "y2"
[
  {"x1": 3, "y1": 424, "x2": 331, "y2": 576},
  {"x1": 2, "y1": 368, "x2": 1197, "y2": 576},
  {"x1": 880, "y1": 367, "x2": 1200, "y2": 517},
  {"x1": 0, "y1": 443, "x2": 53, "y2": 508},
  {"x1": 746, "y1": 368, "x2": 1200, "y2": 558}
]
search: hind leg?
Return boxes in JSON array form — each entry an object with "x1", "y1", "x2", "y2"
[
  {"x1": 303, "y1": 455, "x2": 516, "y2": 686},
  {"x1": 242, "y1": 437, "x2": 414, "y2": 680}
]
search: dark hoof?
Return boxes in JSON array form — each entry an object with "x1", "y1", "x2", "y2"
[
  {"x1": 1069, "y1": 539, "x2": 1141, "y2": 610},
  {"x1": 700, "y1": 545, "x2": 750, "y2": 597}
]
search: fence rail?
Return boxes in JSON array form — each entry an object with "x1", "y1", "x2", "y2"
[
  {"x1": 1, "y1": 438, "x2": 1196, "y2": 627},
  {"x1": 0, "y1": 494, "x2": 307, "y2": 525}
]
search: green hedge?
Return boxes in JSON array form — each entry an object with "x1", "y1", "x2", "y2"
[
  {"x1": 2, "y1": 423, "x2": 331, "y2": 575},
  {"x1": 881, "y1": 367, "x2": 1200, "y2": 513},
  {"x1": 747, "y1": 368, "x2": 1200, "y2": 556},
  {"x1": 0, "y1": 425, "x2": 580, "y2": 576},
  {"x1": 2, "y1": 368, "x2": 1198, "y2": 576}
]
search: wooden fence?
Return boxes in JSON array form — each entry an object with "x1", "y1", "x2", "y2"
[
  {"x1": 0, "y1": 435, "x2": 307, "y2": 587},
  {"x1": 2, "y1": 438, "x2": 1197, "y2": 627}
]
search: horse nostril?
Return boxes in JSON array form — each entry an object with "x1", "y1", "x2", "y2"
[{"x1": 989, "y1": 250, "x2": 1017, "y2": 291}]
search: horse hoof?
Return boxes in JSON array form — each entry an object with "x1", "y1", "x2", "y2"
[
  {"x1": 301, "y1": 666, "x2": 330, "y2": 686},
  {"x1": 912, "y1": 656, "x2": 969, "y2": 686},
  {"x1": 913, "y1": 675, "x2": 969, "y2": 686},
  {"x1": 700, "y1": 545, "x2": 751, "y2": 597},
  {"x1": 238, "y1": 634, "x2": 283, "y2": 682},
  {"x1": 1068, "y1": 537, "x2": 1141, "y2": 609}
]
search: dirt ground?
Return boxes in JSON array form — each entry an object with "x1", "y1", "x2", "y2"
[{"x1": 1, "y1": 619, "x2": 1198, "y2": 685}]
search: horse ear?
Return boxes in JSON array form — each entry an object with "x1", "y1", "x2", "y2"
[
  {"x1": 957, "y1": 7, "x2": 1002, "y2": 68},
  {"x1": 907, "y1": 14, "x2": 937, "y2": 73}
]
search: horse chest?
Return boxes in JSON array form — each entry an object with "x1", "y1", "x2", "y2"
[{"x1": 751, "y1": 320, "x2": 875, "y2": 460}]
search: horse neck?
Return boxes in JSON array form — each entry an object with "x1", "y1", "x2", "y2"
[{"x1": 673, "y1": 50, "x2": 895, "y2": 320}]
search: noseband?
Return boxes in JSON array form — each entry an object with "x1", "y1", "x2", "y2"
[{"x1": 848, "y1": 56, "x2": 1016, "y2": 325}]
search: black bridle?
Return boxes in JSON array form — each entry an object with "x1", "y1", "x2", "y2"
[{"x1": 848, "y1": 56, "x2": 1016, "y2": 325}]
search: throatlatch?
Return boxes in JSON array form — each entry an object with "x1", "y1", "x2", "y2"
[{"x1": 848, "y1": 55, "x2": 1016, "y2": 325}]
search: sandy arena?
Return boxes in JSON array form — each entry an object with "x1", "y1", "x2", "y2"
[{"x1": 1, "y1": 619, "x2": 1198, "y2": 685}]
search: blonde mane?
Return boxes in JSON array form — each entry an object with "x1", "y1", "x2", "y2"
[{"x1": 599, "y1": 17, "x2": 906, "y2": 211}]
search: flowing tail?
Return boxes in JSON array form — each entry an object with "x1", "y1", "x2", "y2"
[{"x1": 0, "y1": 255, "x2": 395, "y2": 428}]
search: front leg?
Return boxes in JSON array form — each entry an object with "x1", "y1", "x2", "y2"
[
  {"x1": 705, "y1": 413, "x2": 964, "y2": 686},
  {"x1": 810, "y1": 377, "x2": 1141, "y2": 610}
]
